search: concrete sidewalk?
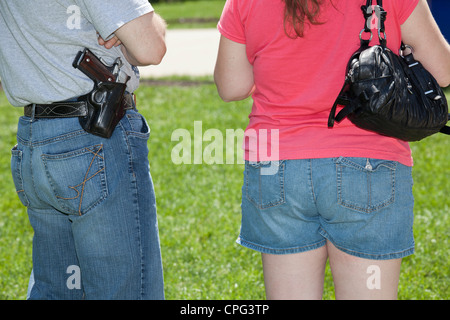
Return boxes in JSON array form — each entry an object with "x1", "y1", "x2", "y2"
[{"x1": 138, "y1": 28, "x2": 221, "y2": 78}]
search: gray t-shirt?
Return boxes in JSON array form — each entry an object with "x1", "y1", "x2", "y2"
[{"x1": 0, "y1": 0, "x2": 153, "y2": 107}]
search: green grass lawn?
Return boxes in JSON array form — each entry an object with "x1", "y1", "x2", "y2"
[
  {"x1": 153, "y1": 0, "x2": 225, "y2": 29},
  {"x1": 0, "y1": 81, "x2": 448, "y2": 300}
]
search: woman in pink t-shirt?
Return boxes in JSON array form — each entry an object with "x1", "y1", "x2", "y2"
[{"x1": 215, "y1": 0, "x2": 450, "y2": 299}]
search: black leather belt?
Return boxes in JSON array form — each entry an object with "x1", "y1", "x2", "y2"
[
  {"x1": 24, "y1": 101, "x2": 88, "y2": 118},
  {"x1": 24, "y1": 93, "x2": 135, "y2": 118}
]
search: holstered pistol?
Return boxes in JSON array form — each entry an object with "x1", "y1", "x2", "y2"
[{"x1": 73, "y1": 48, "x2": 129, "y2": 138}]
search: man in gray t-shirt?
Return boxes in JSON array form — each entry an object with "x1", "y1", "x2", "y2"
[
  {"x1": 0, "y1": 0, "x2": 167, "y2": 299},
  {"x1": 0, "y1": 0, "x2": 165, "y2": 106}
]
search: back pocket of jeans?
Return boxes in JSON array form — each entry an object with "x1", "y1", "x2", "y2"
[
  {"x1": 42, "y1": 144, "x2": 108, "y2": 215},
  {"x1": 335, "y1": 157, "x2": 396, "y2": 214},
  {"x1": 125, "y1": 112, "x2": 150, "y2": 139},
  {"x1": 245, "y1": 160, "x2": 285, "y2": 209},
  {"x1": 11, "y1": 146, "x2": 29, "y2": 207}
]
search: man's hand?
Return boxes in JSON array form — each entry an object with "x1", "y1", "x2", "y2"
[{"x1": 97, "y1": 34, "x2": 122, "y2": 49}]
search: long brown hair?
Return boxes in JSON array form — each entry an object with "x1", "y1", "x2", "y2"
[{"x1": 283, "y1": 0, "x2": 324, "y2": 38}]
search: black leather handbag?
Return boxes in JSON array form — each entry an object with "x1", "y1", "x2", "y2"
[{"x1": 328, "y1": 0, "x2": 449, "y2": 141}]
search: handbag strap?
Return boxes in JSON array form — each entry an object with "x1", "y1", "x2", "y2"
[
  {"x1": 360, "y1": 0, "x2": 387, "y2": 47},
  {"x1": 327, "y1": 81, "x2": 351, "y2": 128},
  {"x1": 441, "y1": 122, "x2": 450, "y2": 135}
]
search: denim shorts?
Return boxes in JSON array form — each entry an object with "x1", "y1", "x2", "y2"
[{"x1": 238, "y1": 157, "x2": 415, "y2": 260}]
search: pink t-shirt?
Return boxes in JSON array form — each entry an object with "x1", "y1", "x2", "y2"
[{"x1": 218, "y1": 0, "x2": 419, "y2": 166}]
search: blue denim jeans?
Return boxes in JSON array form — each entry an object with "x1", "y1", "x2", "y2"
[{"x1": 11, "y1": 109, "x2": 164, "y2": 299}]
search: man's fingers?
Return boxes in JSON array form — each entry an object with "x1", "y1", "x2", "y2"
[{"x1": 97, "y1": 33, "x2": 121, "y2": 49}]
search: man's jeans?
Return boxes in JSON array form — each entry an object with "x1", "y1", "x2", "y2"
[{"x1": 11, "y1": 109, "x2": 164, "y2": 299}]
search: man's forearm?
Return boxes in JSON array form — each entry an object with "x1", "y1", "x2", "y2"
[{"x1": 118, "y1": 12, "x2": 167, "y2": 66}]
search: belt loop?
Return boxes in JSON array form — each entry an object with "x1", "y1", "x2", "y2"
[
  {"x1": 132, "y1": 93, "x2": 137, "y2": 107},
  {"x1": 30, "y1": 104, "x2": 36, "y2": 121}
]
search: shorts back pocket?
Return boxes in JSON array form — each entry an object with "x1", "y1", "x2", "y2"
[
  {"x1": 335, "y1": 157, "x2": 396, "y2": 214},
  {"x1": 245, "y1": 160, "x2": 286, "y2": 209}
]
